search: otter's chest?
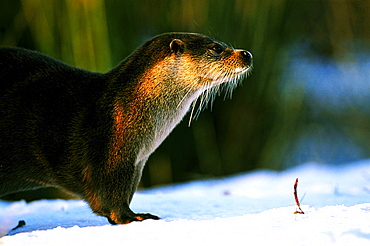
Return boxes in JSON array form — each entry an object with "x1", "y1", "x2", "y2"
[{"x1": 135, "y1": 98, "x2": 194, "y2": 164}]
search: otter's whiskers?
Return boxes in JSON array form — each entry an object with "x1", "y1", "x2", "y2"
[{"x1": 187, "y1": 64, "x2": 251, "y2": 126}]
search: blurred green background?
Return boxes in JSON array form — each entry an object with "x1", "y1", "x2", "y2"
[{"x1": 1, "y1": 0, "x2": 369, "y2": 200}]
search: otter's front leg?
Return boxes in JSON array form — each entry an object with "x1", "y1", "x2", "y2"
[
  {"x1": 85, "y1": 161, "x2": 159, "y2": 224},
  {"x1": 106, "y1": 162, "x2": 160, "y2": 224}
]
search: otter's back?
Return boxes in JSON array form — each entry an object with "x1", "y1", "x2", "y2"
[{"x1": 0, "y1": 48, "x2": 107, "y2": 191}]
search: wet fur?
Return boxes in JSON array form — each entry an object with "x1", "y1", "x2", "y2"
[{"x1": 0, "y1": 33, "x2": 252, "y2": 224}]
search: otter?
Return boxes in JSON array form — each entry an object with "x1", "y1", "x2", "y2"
[{"x1": 0, "y1": 33, "x2": 252, "y2": 224}]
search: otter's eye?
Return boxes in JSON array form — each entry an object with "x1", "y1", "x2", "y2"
[{"x1": 210, "y1": 44, "x2": 224, "y2": 55}]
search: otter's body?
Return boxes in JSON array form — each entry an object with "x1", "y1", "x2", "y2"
[{"x1": 0, "y1": 33, "x2": 252, "y2": 224}]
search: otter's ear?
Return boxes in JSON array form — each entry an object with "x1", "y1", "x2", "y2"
[{"x1": 170, "y1": 39, "x2": 185, "y2": 54}]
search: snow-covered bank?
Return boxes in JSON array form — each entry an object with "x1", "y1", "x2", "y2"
[{"x1": 1, "y1": 160, "x2": 370, "y2": 245}]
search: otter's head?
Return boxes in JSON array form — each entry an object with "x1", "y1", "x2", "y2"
[
  {"x1": 163, "y1": 33, "x2": 253, "y2": 119},
  {"x1": 167, "y1": 33, "x2": 252, "y2": 84},
  {"x1": 130, "y1": 33, "x2": 253, "y2": 121}
]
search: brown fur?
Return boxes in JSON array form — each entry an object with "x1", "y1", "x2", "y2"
[{"x1": 0, "y1": 33, "x2": 252, "y2": 224}]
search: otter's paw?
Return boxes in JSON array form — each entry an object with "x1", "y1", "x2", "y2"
[
  {"x1": 134, "y1": 213, "x2": 160, "y2": 222},
  {"x1": 107, "y1": 213, "x2": 160, "y2": 225}
]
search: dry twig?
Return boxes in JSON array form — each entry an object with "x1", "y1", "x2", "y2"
[{"x1": 293, "y1": 178, "x2": 305, "y2": 214}]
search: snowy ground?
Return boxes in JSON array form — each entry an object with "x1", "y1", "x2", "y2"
[{"x1": 1, "y1": 160, "x2": 370, "y2": 245}]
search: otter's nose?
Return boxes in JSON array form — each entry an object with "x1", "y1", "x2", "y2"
[{"x1": 240, "y1": 50, "x2": 253, "y2": 66}]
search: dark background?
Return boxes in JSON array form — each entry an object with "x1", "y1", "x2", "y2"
[{"x1": 1, "y1": 0, "x2": 369, "y2": 200}]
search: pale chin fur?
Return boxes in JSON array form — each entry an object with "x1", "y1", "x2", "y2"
[{"x1": 187, "y1": 65, "x2": 252, "y2": 125}]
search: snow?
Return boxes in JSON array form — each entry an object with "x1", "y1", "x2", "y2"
[{"x1": 1, "y1": 160, "x2": 370, "y2": 245}]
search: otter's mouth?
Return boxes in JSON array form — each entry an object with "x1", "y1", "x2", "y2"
[{"x1": 203, "y1": 65, "x2": 252, "y2": 86}]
